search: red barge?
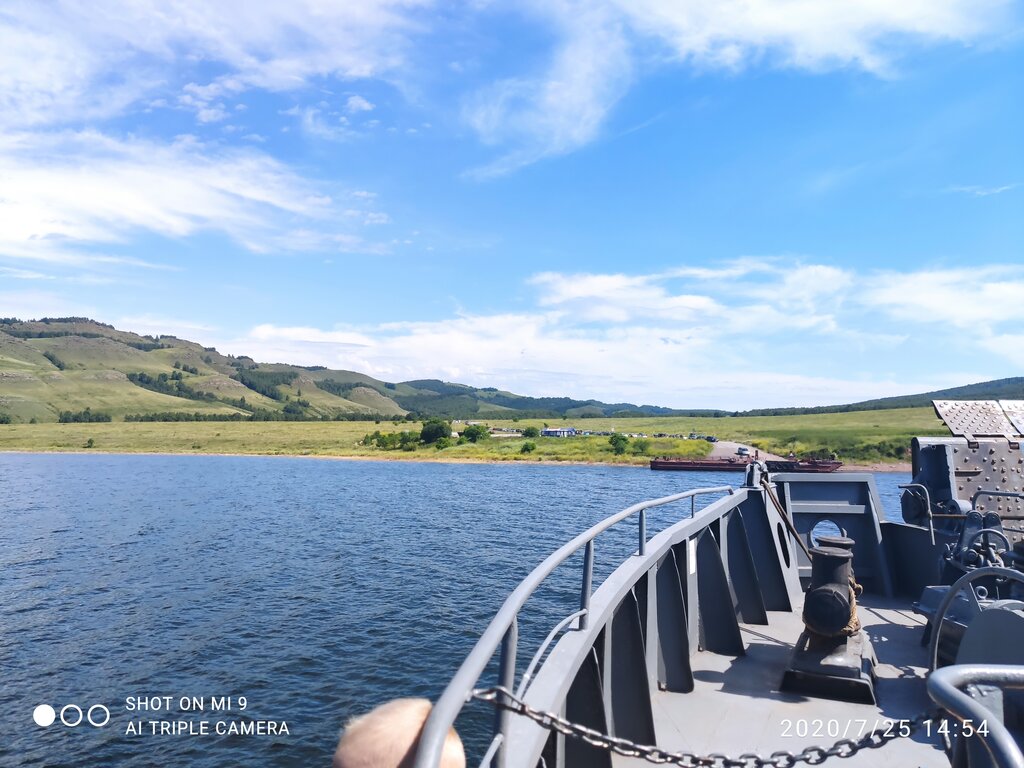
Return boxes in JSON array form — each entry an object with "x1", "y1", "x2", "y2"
[{"x1": 649, "y1": 457, "x2": 751, "y2": 471}]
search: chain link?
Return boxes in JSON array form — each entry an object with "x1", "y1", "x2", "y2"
[{"x1": 472, "y1": 686, "x2": 942, "y2": 767}]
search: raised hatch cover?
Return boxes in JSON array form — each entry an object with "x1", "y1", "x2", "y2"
[
  {"x1": 999, "y1": 400, "x2": 1024, "y2": 437},
  {"x1": 933, "y1": 400, "x2": 1021, "y2": 438}
]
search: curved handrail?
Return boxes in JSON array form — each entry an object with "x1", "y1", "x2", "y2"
[
  {"x1": 413, "y1": 485, "x2": 735, "y2": 768},
  {"x1": 927, "y1": 664, "x2": 1024, "y2": 768}
]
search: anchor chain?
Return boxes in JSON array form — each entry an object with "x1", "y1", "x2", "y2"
[{"x1": 472, "y1": 686, "x2": 943, "y2": 768}]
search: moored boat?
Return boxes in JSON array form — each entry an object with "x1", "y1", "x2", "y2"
[{"x1": 649, "y1": 456, "x2": 753, "y2": 471}]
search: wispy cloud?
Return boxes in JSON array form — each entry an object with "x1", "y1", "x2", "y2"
[
  {"x1": 0, "y1": 290, "x2": 98, "y2": 321},
  {"x1": 0, "y1": 266, "x2": 53, "y2": 280},
  {"x1": 286, "y1": 106, "x2": 360, "y2": 142},
  {"x1": 463, "y1": 0, "x2": 1010, "y2": 175},
  {"x1": 463, "y1": 2, "x2": 633, "y2": 177},
  {"x1": 947, "y1": 183, "x2": 1019, "y2": 197},
  {"x1": 860, "y1": 266, "x2": 1024, "y2": 329},
  {"x1": 0, "y1": 130, "x2": 392, "y2": 268},
  {"x1": 117, "y1": 314, "x2": 219, "y2": 339},
  {"x1": 0, "y1": 1, "x2": 430, "y2": 130},
  {"x1": 0, "y1": 0, "x2": 1010, "y2": 177}
]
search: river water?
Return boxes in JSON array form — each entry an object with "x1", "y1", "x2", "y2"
[{"x1": 0, "y1": 454, "x2": 910, "y2": 766}]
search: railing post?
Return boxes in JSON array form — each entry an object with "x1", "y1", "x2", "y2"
[
  {"x1": 495, "y1": 617, "x2": 518, "y2": 768},
  {"x1": 579, "y1": 540, "x2": 594, "y2": 629},
  {"x1": 639, "y1": 508, "x2": 647, "y2": 556}
]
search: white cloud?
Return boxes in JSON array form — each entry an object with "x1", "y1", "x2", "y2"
[
  {"x1": 0, "y1": 130, "x2": 388, "y2": 266},
  {"x1": 250, "y1": 324, "x2": 376, "y2": 348},
  {"x1": 345, "y1": 95, "x2": 376, "y2": 113},
  {"x1": 117, "y1": 314, "x2": 218, "y2": 338},
  {"x1": 0, "y1": 290, "x2": 98, "y2": 320},
  {"x1": 948, "y1": 183, "x2": 1019, "y2": 197},
  {"x1": 0, "y1": 0, "x2": 1006, "y2": 176},
  {"x1": 530, "y1": 271, "x2": 724, "y2": 324},
  {"x1": 463, "y1": 2, "x2": 633, "y2": 177},
  {"x1": 0, "y1": 267, "x2": 53, "y2": 280},
  {"x1": 528, "y1": 261, "x2": 852, "y2": 332},
  {"x1": 860, "y1": 266, "x2": 1024, "y2": 329},
  {"x1": 661, "y1": 261, "x2": 774, "y2": 281},
  {"x1": 464, "y1": 0, "x2": 1010, "y2": 174},
  {"x1": 0, "y1": 1, "x2": 429, "y2": 130},
  {"x1": 610, "y1": 0, "x2": 999, "y2": 73},
  {"x1": 743, "y1": 264, "x2": 852, "y2": 314},
  {"x1": 291, "y1": 106, "x2": 359, "y2": 141},
  {"x1": 979, "y1": 333, "x2": 1024, "y2": 367}
]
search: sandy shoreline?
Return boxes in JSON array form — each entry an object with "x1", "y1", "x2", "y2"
[
  {"x1": 842, "y1": 461, "x2": 911, "y2": 473},
  {"x1": 0, "y1": 448, "x2": 912, "y2": 472}
]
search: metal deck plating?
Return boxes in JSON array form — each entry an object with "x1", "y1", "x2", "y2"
[{"x1": 645, "y1": 595, "x2": 941, "y2": 767}]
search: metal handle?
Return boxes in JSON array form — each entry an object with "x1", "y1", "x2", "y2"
[
  {"x1": 899, "y1": 483, "x2": 934, "y2": 545},
  {"x1": 927, "y1": 664, "x2": 1024, "y2": 768}
]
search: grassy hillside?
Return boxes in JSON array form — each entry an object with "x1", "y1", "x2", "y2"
[{"x1": 0, "y1": 319, "x2": 407, "y2": 423}]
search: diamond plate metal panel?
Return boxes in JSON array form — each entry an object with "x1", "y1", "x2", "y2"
[
  {"x1": 999, "y1": 400, "x2": 1024, "y2": 437},
  {"x1": 933, "y1": 400, "x2": 1019, "y2": 437},
  {"x1": 914, "y1": 437, "x2": 1024, "y2": 527}
]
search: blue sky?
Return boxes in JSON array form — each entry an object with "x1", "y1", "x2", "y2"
[{"x1": 1, "y1": 1, "x2": 1022, "y2": 409}]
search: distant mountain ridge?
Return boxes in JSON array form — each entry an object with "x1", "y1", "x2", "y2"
[
  {"x1": 736, "y1": 378, "x2": 1024, "y2": 416},
  {"x1": 0, "y1": 317, "x2": 1019, "y2": 423}
]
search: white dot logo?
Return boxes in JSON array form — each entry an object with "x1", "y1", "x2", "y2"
[
  {"x1": 34, "y1": 704, "x2": 111, "y2": 729},
  {"x1": 88, "y1": 705, "x2": 111, "y2": 727},
  {"x1": 60, "y1": 705, "x2": 83, "y2": 727},
  {"x1": 33, "y1": 704, "x2": 56, "y2": 727},
  {"x1": 34, "y1": 703, "x2": 111, "y2": 728}
]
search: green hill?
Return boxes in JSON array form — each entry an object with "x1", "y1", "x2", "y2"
[{"x1": 0, "y1": 318, "x2": 407, "y2": 423}]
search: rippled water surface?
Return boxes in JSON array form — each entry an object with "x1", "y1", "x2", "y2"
[{"x1": 0, "y1": 454, "x2": 909, "y2": 766}]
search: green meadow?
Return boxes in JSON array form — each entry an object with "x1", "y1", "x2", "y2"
[
  {"x1": 510, "y1": 407, "x2": 946, "y2": 462},
  {"x1": 0, "y1": 406, "x2": 947, "y2": 464}
]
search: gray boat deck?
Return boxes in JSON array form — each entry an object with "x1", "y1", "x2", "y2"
[{"x1": 616, "y1": 595, "x2": 946, "y2": 767}]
